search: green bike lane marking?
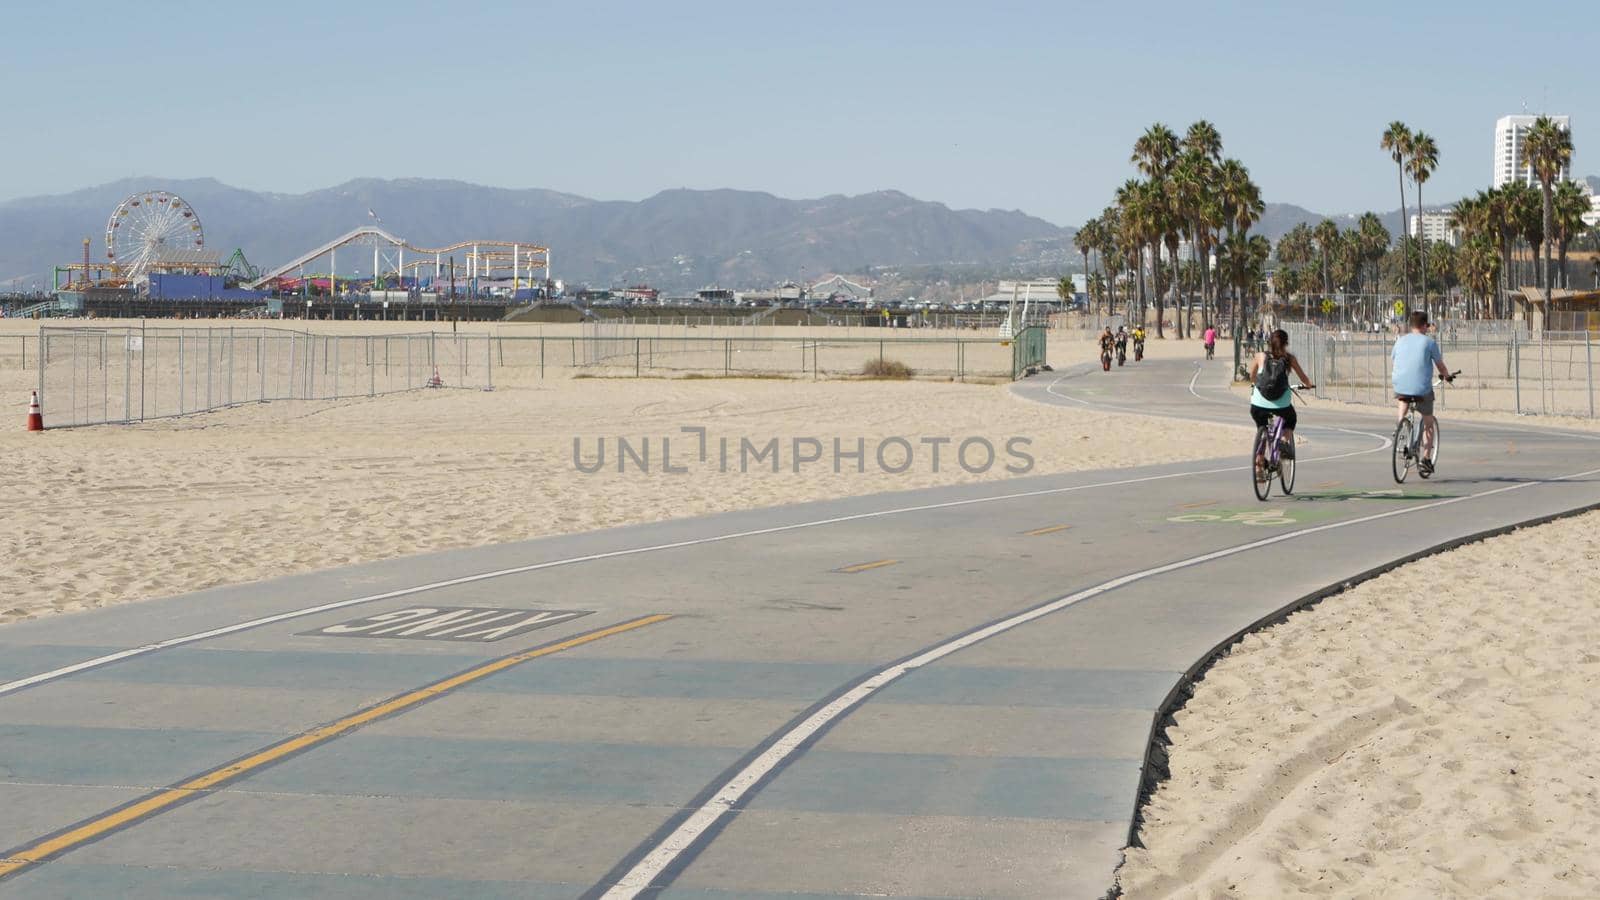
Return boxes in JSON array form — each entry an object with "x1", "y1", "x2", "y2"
[{"x1": 1167, "y1": 489, "x2": 1461, "y2": 527}]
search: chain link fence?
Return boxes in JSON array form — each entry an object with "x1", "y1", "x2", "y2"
[
  {"x1": 1284, "y1": 322, "x2": 1599, "y2": 419},
  {"x1": 38, "y1": 326, "x2": 493, "y2": 427},
  {"x1": 34, "y1": 324, "x2": 1047, "y2": 428}
]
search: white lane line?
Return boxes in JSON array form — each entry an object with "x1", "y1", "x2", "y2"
[
  {"x1": 3, "y1": 459, "x2": 1272, "y2": 699},
  {"x1": 597, "y1": 462, "x2": 1600, "y2": 898}
]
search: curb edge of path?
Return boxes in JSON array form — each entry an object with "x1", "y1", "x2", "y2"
[{"x1": 1107, "y1": 497, "x2": 1600, "y2": 900}]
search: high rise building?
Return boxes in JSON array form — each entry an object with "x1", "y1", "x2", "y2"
[
  {"x1": 1409, "y1": 210, "x2": 1459, "y2": 246},
  {"x1": 1493, "y1": 115, "x2": 1571, "y2": 188}
]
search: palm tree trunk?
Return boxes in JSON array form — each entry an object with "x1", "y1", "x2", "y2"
[
  {"x1": 1416, "y1": 182, "x2": 1427, "y2": 311},
  {"x1": 1397, "y1": 161, "x2": 1410, "y2": 313},
  {"x1": 1542, "y1": 186, "x2": 1554, "y2": 320}
]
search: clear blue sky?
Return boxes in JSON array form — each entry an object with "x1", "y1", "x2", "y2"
[{"x1": 3, "y1": 0, "x2": 1592, "y2": 224}]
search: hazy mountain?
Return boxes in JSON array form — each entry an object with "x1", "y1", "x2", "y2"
[{"x1": 0, "y1": 179, "x2": 1071, "y2": 292}]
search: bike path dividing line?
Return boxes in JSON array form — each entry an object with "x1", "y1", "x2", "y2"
[
  {"x1": 0, "y1": 614, "x2": 671, "y2": 884},
  {"x1": 587, "y1": 465, "x2": 1600, "y2": 898}
]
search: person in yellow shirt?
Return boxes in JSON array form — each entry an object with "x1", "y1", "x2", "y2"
[{"x1": 1131, "y1": 326, "x2": 1146, "y2": 361}]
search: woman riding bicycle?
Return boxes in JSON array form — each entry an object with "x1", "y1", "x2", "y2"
[{"x1": 1248, "y1": 329, "x2": 1314, "y2": 481}]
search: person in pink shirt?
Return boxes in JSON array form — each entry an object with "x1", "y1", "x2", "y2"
[{"x1": 1203, "y1": 325, "x2": 1217, "y2": 359}]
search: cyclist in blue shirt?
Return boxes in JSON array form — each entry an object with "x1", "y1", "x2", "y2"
[{"x1": 1392, "y1": 310, "x2": 1454, "y2": 475}]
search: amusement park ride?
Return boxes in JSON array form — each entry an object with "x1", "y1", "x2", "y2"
[
  {"x1": 55, "y1": 191, "x2": 219, "y2": 289},
  {"x1": 242, "y1": 226, "x2": 550, "y2": 297},
  {"x1": 54, "y1": 190, "x2": 551, "y2": 301}
]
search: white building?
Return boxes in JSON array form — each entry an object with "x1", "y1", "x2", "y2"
[
  {"x1": 1493, "y1": 114, "x2": 1571, "y2": 188},
  {"x1": 1583, "y1": 182, "x2": 1600, "y2": 229},
  {"x1": 1409, "y1": 210, "x2": 1459, "y2": 246}
]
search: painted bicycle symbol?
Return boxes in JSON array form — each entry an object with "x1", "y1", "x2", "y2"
[{"x1": 1169, "y1": 509, "x2": 1296, "y2": 526}]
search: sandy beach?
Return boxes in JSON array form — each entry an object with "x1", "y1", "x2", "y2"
[
  {"x1": 1118, "y1": 509, "x2": 1600, "y2": 898},
  {"x1": 0, "y1": 320, "x2": 1245, "y2": 624}
]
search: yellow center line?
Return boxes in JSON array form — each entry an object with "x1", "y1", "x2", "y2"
[
  {"x1": 836, "y1": 559, "x2": 898, "y2": 574},
  {"x1": 0, "y1": 613, "x2": 671, "y2": 882},
  {"x1": 1177, "y1": 500, "x2": 1218, "y2": 510},
  {"x1": 1022, "y1": 524, "x2": 1072, "y2": 536},
  {"x1": 1314, "y1": 480, "x2": 1344, "y2": 489}
]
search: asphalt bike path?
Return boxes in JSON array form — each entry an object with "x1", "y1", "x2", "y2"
[{"x1": 2, "y1": 355, "x2": 1598, "y2": 899}]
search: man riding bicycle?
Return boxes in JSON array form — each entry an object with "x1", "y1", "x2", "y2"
[
  {"x1": 1098, "y1": 327, "x2": 1115, "y2": 370},
  {"x1": 1131, "y1": 325, "x2": 1146, "y2": 360},
  {"x1": 1114, "y1": 326, "x2": 1129, "y2": 365},
  {"x1": 1392, "y1": 310, "x2": 1454, "y2": 476}
]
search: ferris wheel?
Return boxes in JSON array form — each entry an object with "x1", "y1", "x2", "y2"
[{"x1": 105, "y1": 191, "x2": 205, "y2": 281}]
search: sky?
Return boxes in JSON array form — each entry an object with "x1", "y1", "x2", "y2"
[{"x1": 1, "y1": 0, "x2": 1594, "y2": 225}]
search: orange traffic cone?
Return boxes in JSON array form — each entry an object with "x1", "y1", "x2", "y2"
[{"x1": 26, "y1": 391, "x2": 43, "y2": 431}]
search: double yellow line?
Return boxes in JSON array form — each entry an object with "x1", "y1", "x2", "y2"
[{"x1": 0, "y1": 613, "x2": 671, "y2": 882}]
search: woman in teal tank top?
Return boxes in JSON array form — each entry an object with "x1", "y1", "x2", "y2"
[{"x1": 1247, "y1": 329, "x2": 1315, "y2": 478}]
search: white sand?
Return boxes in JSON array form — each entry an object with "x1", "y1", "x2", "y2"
[
  {"x1": 1118, "y1": 510, "x2": 1600, "y2": 898},
  {"x1": 0, "y1": 319, "x2": 1245, "y2": 624}
]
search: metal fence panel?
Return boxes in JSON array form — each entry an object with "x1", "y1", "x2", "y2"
[
  {"x1": 39, "y1": 326, "x2": 494, "y2": 427},
  {"x1": 1283, "y1": 322, "x2": 1597, "y2": 419}
]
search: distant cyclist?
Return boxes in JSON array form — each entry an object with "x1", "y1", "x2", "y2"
[
  {"x1": 1098, "y1": 327, "x2": 1115, "y2": 370},
  {"x1": 1248, "y1": 328, "x2": 1314, "y2": 480},
  {"x1": 1115, "y1": 326, "x2": 1129, "y2": 366},
  {"x1": 1203, "y1": 324, "x2": 1217, "y2": 359},
  {"x1": 1131, "y1": 325, "x2": 1146, "y2": 361},
  {"x1": 1391, "y1": 310, "x2": 1454, "y2": 476}
]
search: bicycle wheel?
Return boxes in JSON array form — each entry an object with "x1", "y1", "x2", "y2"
[
  {"x1": 1420, "y1": 420, "x2": 1441, "y2": 478},
  {"x1": 1391, "y1": 418, "x2": 1413, "y2": 484},
  {"x1": 1279, "y1": 442, "x2": 1296, "y2": 495},
  {"x1": 1252, "y1": 428, "x2": 1272, "y2": 501}
]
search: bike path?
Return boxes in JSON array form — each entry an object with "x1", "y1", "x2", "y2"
[{"x1": 2, "y1": 356, "x2": 1598, "y2": 899}]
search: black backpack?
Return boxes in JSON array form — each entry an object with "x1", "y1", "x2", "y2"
[{"x1": 1256, "y1": 354, "x2": 1289, "y2": 401}]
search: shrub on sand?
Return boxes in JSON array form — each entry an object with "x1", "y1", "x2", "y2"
[{"x1": 860, "y1": 358, "x2": 915, "y2": 379}]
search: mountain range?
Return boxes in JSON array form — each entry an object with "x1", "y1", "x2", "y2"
[{"x1": 2, "y1": 176, "x2": 1594, "y2": 293}]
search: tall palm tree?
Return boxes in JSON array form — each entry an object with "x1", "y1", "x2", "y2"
[
  {"x1": 1407, "y1": 132, "x2": 1439, "y2": 310},
  {"x1": 1182, "y1": 121, "x2": 1225, "y2": 331},
  {"x1": 1173, "y1": 149, "x2": 1218, "y2": 335},
  {"x1": 1508, "y1": 180, "x2": 1545, "y2": 293},
  {"x1": 1098, "y1": 205, "x2": 1122, "y2": 319},
  {"x1": 1216, "y1": 159, "x2": 1263, "y2": 373},
  {"x1": 1131, "y1": 125, "x2": 1180, "y2": 337},
  {"x1": 1381, "y1": 122, "x2": 1414, "y2": 310},
  {"x1": 1073, "y1": 218, "x2": 1098, "y2": 311},
  {"x1": 1313, "y1": 219, "x2": 1342, "y2": 306},
  {"x1": 1115, "y1": 180, "x2": 1151, "y2": 325},
  {"x1": 1552, "y1": 180, "x2": 1589, "y2": 289},
  {"x1": 1523, "y1": 116, "x2": 1574, "y2": 312},
  {"x1": 1356, "y1": 212, "x2": 1391, "y2": 321}
]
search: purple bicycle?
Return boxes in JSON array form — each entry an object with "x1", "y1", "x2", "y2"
[{"x1": 1251, "y1": 386, "x2": 1307, "y2": 501}]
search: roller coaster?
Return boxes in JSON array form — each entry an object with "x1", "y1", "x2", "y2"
[{"x1": 244, "y1": 225, "x2": 550, "y2": 293}]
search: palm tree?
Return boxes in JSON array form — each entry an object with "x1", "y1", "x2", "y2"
[
  {"x1": 1407, "y1": 132, "x2": 1439, "y2": 310},
  {"x1": 1098, "y1": 205, "x2": 1123, "y2": 319},
  {"x1": 1381, "y1": 122, "x2": 1414, "y2": 310},
  {"x1": 1116, "y1": 180, "x2": 1151, "y2": 325},
  {"x1": 1313, "y1": 219, "x2": 1342, "y2": 310},
  {"x1": 1216, "y1": 159, "x2": 1264, "y2": 373},
  {"x1": 1073, "y1": 218, "x2": 1098, "y2": 311},
  {"x1": 1523, "y1": 116, "x2": 1574, "y2": 313},
  {"x1": 1174, "y1": 148, "x2": 1219, "y2": 336},
  {"x1": 1356, "y1": 212, "x2": 1391, "y2": 321},
  {"x1": 1508, "y1": 180, "x2": 1544, "y2": 293},
  {"x1": 1131, "y1": 125, "x2": 1180, "y2": 337},
  {"x1": 1552, "y1": 180, "x2": 1589, "y2": 289}
]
